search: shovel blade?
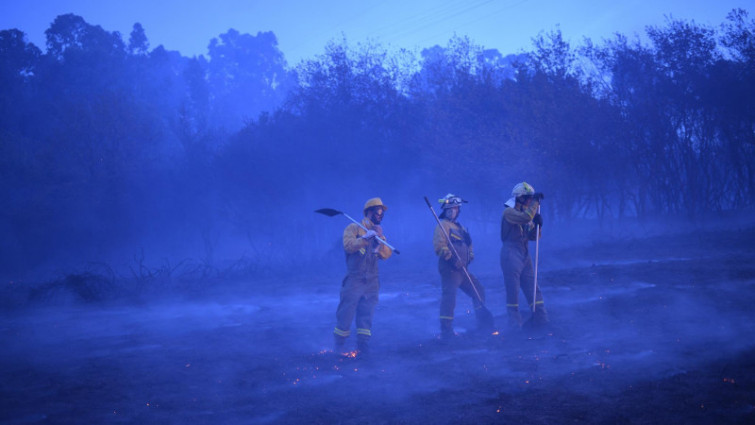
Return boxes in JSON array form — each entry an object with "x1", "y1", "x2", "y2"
[{"x1": 314, "y1": 208, "x2": 343, "y2": 217}]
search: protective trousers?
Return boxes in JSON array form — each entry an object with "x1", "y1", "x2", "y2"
[
  {"x1": 500, "y1": 243, "x2": 545, "y2": 325},
  {"x1": 334, "y1": 273, "x2": 379, "y2": 350},
  {"x1": 439, "y1": 259, "x2": 485, "y2": 333}
]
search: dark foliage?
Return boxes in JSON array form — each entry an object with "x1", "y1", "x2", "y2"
[{"x1": 0, "y1": 10, "x2": 753, "y2": 279}]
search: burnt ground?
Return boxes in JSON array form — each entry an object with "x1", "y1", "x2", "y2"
[{"x1": 1, "y1": 226, "x2": 755, "y2": 424}]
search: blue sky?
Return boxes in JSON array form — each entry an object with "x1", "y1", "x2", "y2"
[{"x1": 1, "y1": 0, "x2": 748, "y2": 64}]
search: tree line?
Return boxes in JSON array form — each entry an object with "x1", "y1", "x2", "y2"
[{"x1": 1, "y1": 10, "x2": 753, "y2": 275}]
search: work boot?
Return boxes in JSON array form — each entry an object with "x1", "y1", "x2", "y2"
[
  {"x1": 356, "y1": 337, "x2": 370, "y2": 356},
  {"x1": 523, "y1": 306, "x2": 550, "y2": 332},
  {"x1": 507, "y1": 309, "x2": 523, "y2": 331},
  {"x1": 441, "y1": 328, "x2": 458, "y2": 341},
  {"x1": 334, "y1": 334, "x2": 347, "y2": 354},
  {"x1": 440, "y1": 319, "x2": 457, "y2": 340},
  {"x1": 475, "y1": 307, "x2": 495, "y2": 332},
  {"x1": 532, "y1": 306, "x2": 550, "y2": 326}
]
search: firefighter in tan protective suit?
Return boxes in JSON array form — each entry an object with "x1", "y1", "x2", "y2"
[
  {"x1": 333, "y1": 198, "x2": 393, "y2": 355},
  {"x1": 433, "y1": 194, "x2": 489, "y2": 339},
  {"x1": 501, "y1": 182, "x2": 549, "y2": 330}
]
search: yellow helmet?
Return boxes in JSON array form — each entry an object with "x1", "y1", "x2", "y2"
[{"x1": 363, "y1": 197, "x2": 388, "y2": 215}]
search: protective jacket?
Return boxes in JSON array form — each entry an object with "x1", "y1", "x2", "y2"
[
  {"x1": 433, "y1": 219, "x2": 474, "y2": 266},
  {"x1": 343, "y1": 219, "x2": 393, "y2": 275},
  {"x1": 500, "y1": 204, "x2": 540, "y2": 251}
]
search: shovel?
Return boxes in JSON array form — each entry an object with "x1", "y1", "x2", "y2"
[
  {"x1": 423, "y1": 197, "x2": 495, "y2": 331},
  {"x1": 314, "y1": 208, "x2": 400, "y2": 254}
]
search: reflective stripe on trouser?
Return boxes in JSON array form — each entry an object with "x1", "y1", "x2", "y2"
[
  {"x1": 439, "y1": 258, "x2": 485, "y2": 326},
  {"x1": 356, "y1": 328, "x2": 371, "y2": 342},
  {"x1": 500, "y1": 244, "x2": 543, "y2": 310},
  {"x1": 335, "y1": 273, "x2": 379, "y2": 339},
  {"x1": 333, "y1": 327, "x2": 350, "y2": 337},
  {"x1": 440, "y1": 316, "x2": 454, "y2": 332}
]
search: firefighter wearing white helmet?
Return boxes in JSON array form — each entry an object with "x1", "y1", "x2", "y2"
[
  {"x1": 500, "y1": 182, "x2": 549, "y2": 330},
  {"x1": 432, "y1": 194, "x2": 488, "y2": 339},
  {"x1": 333, "y1": 197, "x2": 393, "y2": 356}
]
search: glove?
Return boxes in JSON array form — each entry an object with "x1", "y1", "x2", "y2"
[
  {"x1": 532, "y1": 213, "x2": 543, "y2": 227},
  {"x1": 361, "y1": 229, "x2": 377, "y2": 239}
]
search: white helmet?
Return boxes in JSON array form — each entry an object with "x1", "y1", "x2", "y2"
[
  {"x1": 505, "y1": 182, "x2": 535, "y2": 207},
  {"x1": 438, "y1": 193, "x2": 467, "y2": 209}
]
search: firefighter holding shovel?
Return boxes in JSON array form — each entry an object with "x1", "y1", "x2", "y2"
[
  {"x1": 329, "y1": 198, "x2": 393, "y2": 356},
  {"x1": 500, "y1": 182, "x2": 549, "y2": 330}
]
